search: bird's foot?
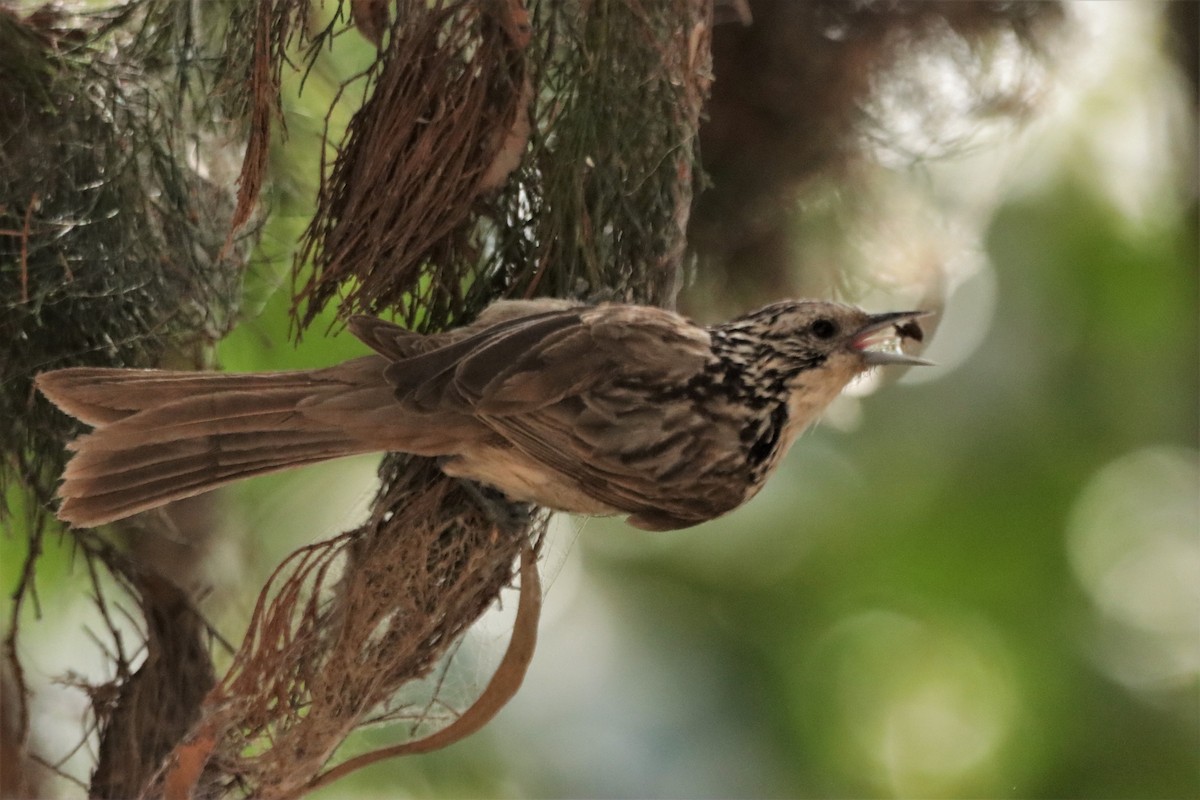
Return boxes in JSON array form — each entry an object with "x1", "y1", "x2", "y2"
[{"x1": 440, "y1": 462, "x2": 535, "y2": 533}]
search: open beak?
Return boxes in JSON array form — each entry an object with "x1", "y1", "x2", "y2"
[{"x1": 851, "y1": 311, "x2": 935, "y2": 367}]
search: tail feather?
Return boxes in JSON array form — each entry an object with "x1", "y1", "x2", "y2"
[
  {"x1": 61, "y1": 433, "x2": 361, "y2": 495},
  {"x1": 66, "y1": 390, "x2": 331, "y2": 450},
  {"x1": 35, "y1": 367, "x2": 328, "y2": 426},
  {"x1": 58, "y1": 451, "x2": 348, "y2": 527},
  {"x1": 36, "y1": 362, "x2": 385, "y2": 527}
]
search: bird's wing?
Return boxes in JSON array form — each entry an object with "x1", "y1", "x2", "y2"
[
  {"x1": 482, "y1": 366, "x2": 749, "y2": 528},
  {"x1": 382, "y1": 304, "x2": 713, "y2": 414},
  {"x1": 348, "y1": 300, "x2": 587, "y2": 362},
  {"x1": 457, "y1": 305, "x2": 742, "y2": 524},
  {"x1": 381, "y1": 308, "x2": 588, "y2": 412},
  {"x1": 347, "y1": 316, "x2": 433, "y2": 361},
  {"x1": 375, "y1": 303, "x2": 742, "y2": 526},
  {"x1": 465, "y1": 304, "x2": 717, "y2": 414}
]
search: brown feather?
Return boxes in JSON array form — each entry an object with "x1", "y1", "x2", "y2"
[
  {"x1": 347, "y1": 316, "x2": 433, "y2": 360},
  {"x1": 39, "y1": 360, "x2": 392, "y2": 527},
  {"x1": 386, "y1": 310, "x2": 583, "y2": 413},
  {"x1": 58, "y1": 450, "x2": 348, "y2": 527}
]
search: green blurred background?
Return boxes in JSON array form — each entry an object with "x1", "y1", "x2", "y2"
[{"x1": 5, "y1": 2, "x2": 1196, "y2": 798}]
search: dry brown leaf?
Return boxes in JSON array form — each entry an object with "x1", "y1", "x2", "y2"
[{"x1": 351, "y1": 0, "x2": 390, "y2": 47}]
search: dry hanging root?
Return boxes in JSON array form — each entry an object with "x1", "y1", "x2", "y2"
[
  {"x1": 88, "y1": 570, "x2": 217, "y2": 800},
  {"x1": 152, "y1": 460, "x2": 544, "y2": 799},
  {"x1": 295, "y1": 0, "x2": 533, "y2": 327}
]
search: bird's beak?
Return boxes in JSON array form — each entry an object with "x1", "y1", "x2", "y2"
[{"x1": 852, "y1": 311, "x2": 935, "y2": 367}]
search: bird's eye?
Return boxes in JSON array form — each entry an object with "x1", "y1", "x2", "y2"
[{"x1": 810, "y1": 318, "x2": 838, "y2": 339}]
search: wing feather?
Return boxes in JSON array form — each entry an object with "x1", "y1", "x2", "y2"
[
  {"x1": 371, "y1": 302, "x2": 739, "y2": 527},
  {"x1": 478, "y1": 397, "x2": 744, "y2": 529},
  {"x1": 349, "y1": 300, "x2": 587, "y2": 363},
  {"x1": 347, "y1": 316, "x2": 433, "y2": 360},
  {"x1": 438, "y1": 304, "x2": 712, "y2": 413},
  {"x1": 381, "y1": 309, "x2": 582, "y2": 411}
]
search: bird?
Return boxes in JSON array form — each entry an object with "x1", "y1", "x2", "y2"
[{"x1": 35, "y1": 298, "x2": 930, "y2": 531}]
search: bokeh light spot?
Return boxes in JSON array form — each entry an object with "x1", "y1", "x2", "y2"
[
  {"x1": 811, "y1": 609, "x2": 1018, "y2": 798},
  {"x1": 1067, "y1": 447, "x2": 1200, "y2": 692}
]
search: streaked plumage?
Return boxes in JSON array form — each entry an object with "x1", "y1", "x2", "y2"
[{"x1": 35, "y1": 298, "x2": 928, "y2": 530}]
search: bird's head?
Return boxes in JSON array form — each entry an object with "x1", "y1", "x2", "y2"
[{"x1": 722, "y1": 300, "x2": 932, "y2": 389}]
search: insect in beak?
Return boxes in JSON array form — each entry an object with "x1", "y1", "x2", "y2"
[{"x1": 852, "y1": 311, "x2": 934, "y2": 367}]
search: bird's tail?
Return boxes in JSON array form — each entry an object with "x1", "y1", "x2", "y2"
[{"x1": 35, "y1": 361, "x2": 384, "y2": 527}]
